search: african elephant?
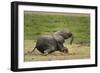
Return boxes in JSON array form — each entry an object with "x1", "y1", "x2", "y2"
[{"x1": 31, "y1": 30, "x2": 74, "y2": 55}]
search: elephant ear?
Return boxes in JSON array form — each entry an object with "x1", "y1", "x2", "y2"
[{"x1": 52, "y1": 34, "x2": 64, "y2": 43}]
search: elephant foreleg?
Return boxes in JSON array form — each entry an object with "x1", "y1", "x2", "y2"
[
  {"x1": 57, "y1": 43, "x2": 64, "y2": 51},
  {"x1": 57, "y1": 43, "x2": 68, "y2": 53}
]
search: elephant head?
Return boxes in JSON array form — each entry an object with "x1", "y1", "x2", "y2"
[{"x1": 54, "y1": 30, "x2": 74, "y2": 44}]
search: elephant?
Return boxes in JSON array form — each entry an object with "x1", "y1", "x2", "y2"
[{"x1": 31, "y1": 30, "x2": 74, "y2": 55}]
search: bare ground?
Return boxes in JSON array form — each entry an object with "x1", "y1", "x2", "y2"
[{"x1": 24, "y1": 40, "x2": 90, "y2": 62}]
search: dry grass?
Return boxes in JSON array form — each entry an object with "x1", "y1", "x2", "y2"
[{"x1": 24, "y1": 40, "x2": 90, "y2": 62}]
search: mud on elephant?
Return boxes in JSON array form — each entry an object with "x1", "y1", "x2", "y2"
[{"x1": 31, "y1": 30, "x2": 74, "y2": 55}]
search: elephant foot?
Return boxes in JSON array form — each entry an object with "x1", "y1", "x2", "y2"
[
  {"x1": 63, "y1": 47, "x2": 69, "y2": 53},
  {"x1": 43, "y1": 51, "x2": 49, "y2": 56},
  {"x1": 60, "y1": 48, "x2": 69, "y2": 53},
  {"x1": 63, "y1": 49, "x2": 68, "y2": 53}
]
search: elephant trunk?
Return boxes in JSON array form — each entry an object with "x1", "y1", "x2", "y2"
[{"x1": 70, "y1": 34, "x2": 74, "y2": 45}]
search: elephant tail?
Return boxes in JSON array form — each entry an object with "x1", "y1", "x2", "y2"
[
  {"x1": 70, "y1": 34, "x2": 74, "y2": 45},
  {"x1": 31, "y1": 47, "x2": 36, "y2": 53}
]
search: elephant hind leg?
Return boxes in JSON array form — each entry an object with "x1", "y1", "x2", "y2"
[
  {"x1": 43, "y1": 51, "x2": 49, "y2": 56},
  {"x1": 43, "y1": 47, "x2": 55, "y2": 56},
  {"x1": 43, "y1": 49, "x2": 52, "y2": 56}
]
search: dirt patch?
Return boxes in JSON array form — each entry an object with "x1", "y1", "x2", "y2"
[{"x1": 24, "y1": 40, "x2": 90, "y2": 62}]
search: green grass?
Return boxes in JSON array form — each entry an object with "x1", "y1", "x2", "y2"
[{"x1": 24, "y1": 11, "x2": 90, "y2": 44}]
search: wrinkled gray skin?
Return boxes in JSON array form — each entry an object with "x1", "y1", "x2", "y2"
[{"x1": 31, "y1": 31, "x2": 73, "y2": 55}]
